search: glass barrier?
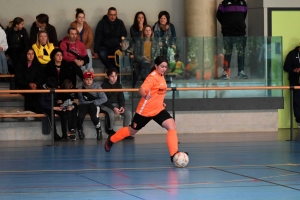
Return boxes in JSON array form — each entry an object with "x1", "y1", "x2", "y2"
[{"x1": 117, "y1": 36, "x2": 283, "y2": 100}]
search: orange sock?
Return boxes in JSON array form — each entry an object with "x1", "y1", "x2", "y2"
[
  {"x1": 110, "y1": 127, "x2": 131, "y2": 143},
  {"x1": 166, "y1": 130, "x2": 178, "y2": 156}
]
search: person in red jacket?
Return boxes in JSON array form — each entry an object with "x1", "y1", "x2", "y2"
[{"x1": 59, "y1": 27, "x2": 86, "y2": 87}]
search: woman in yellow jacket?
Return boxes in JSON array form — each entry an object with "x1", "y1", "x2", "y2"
[{"x1": 32, "y1": 30, "x2": 54, "y2": 79}]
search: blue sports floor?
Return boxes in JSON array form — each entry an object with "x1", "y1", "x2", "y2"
[{"x1": 0, "y1": 131, "x2": 300, "y2": 200}]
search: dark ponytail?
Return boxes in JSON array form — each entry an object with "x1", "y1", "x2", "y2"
[
  {"x1": 8, "y1": 17, "x2": 24, "y2": 28},
  {"x1": 150, "y1": 56, "x2": 169, "y2": 72}
]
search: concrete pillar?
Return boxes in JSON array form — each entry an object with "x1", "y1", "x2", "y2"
[{"x1": 184, "y1": 0, "x2": 217, "y2": 37}]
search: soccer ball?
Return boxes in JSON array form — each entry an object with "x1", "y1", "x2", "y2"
[{"x1": 173, "y1": 152, "x2": 189, "y2": 168}]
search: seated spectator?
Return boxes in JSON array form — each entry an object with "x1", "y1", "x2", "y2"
[
  {"x1": 153, "y1": 11, "x2": 176, "y2": 57},
  {"x1": 133, "y1": 25, "x2": 159, "y2": 86},
  {"x1": 114, "y1": 38, "x2": 133, "y2": 77},
  {"x1": 32, "y1": 30, "x2": 55, "y2": 78},
  {"x1": 57, "y1": 79, "x2": 78, "y2": 141},
  {"x1": 15, "y1": 48, "x2": 41, "y2": 117},
  {"x1": 30, "y1": 13, "x2": 58, "y2": 47},
  {"x1": 169, "y1": 54, "x2": 184, "y2": 78},
  {"x1": 5, "y1": 17, "x2": 30, "y2": 69},
  {"x1": 0, "y1": 23, "x2": 8, "y2": 76},
  {"x1": 70, "y1": 8, "x2": 94, "y2": 72},
  {"x1": 39, "y1": 77, "x2": 65, "y2": 141},
  {"x1": 45, "y1": 48, "x2": 77, "y2": 88},
  {"x1": 130, "y1": 11, "x2": 148, "y2": 43},
  {"x1": 101, "y1": 68, "x2": 133, "y2": 137},
  {"x1": 184, "y1": 55, "x2": 199, "y2": 79},
  {"x1": 94, "y1": 7, "x2": 127, "y2": 69},
  {"x1": 77, "y1": 71, "x2": 107, "y2": 140},
  {"x1": 59, "y1": 27, "x2": 86, "y2": 87}
]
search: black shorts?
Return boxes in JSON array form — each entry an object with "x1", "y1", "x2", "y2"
[{"x1": 130, "y1": 109, "x2": 172, "y2": 130}]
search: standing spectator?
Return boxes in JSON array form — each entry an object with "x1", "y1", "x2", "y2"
[
  {"x1": 32, "y1": 30, "x2": 54, "y2": 79},
  {"x1": 5, "y1": 17, "x2": 30, "y2": 69},
  {"x1": 130, "y1": 11, "x2": 147, "y2": 42},
  {"x1": 30, "y1": 13, "x2": 58, "y2": 47},
  {"x1": 153, "y1": 11, "x2": 176, "y2": 57},
  {"x1": 101, "y1": 68, "x2": 133, "y2": 137},
  {"x1": 60, "y1": 27, "x2": 86, "y2": 87},
  {"x1": 77, "y1": 71, "x2": 107, "y2": 140},
  {"x1": 283, "y1": 46, "x2": 300, "y2": 128},
  {"x1": 70, "y1": 8, "x2": 94, "y2": 72},
  {"x1": 94, "y1": 7, "x2": 127, "y2": 69},
  {"x1": 15, "y1": 48, "x2": 41, "y2": 117},
  {"x1": 217, "y1": 0, "x2": 248, "y2": 79},
  {"x1": 0, "y1": 23, "x2": 8, "y2": 75}
]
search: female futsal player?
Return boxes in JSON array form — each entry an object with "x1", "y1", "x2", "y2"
[{"x1": 104, "y1": 56, "x2": 187, "y2": 163}]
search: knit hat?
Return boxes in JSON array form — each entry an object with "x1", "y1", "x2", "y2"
[{"x1": 83, "y1": 71, "x2": 94, "y2": 79}]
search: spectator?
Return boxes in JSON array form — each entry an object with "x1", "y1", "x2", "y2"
[
  {"x1": 0, "y1": 23, "x2": 8, "y2": 75},
  {"x1": 32, "y1": 30, "x2": 54, "y2": 79},
  {"x1": 133, "y1": 25, "x2": 160, "y2": 86},
  {"x1": 283, "y1": 46, "x2": 300, "y2": 128},
  {"x1": 217, "y1": 0, "x2": 248, "y2": 79},
  {"x1": 57, "y1": 79, "x2": 78, "y2": 141},
  {"x1": 114, "y1": 38, "x2": 133, "y2": 77},
  {"x1": 5, "y1": 17, "x2": 30, "y2": 69},
  {"x1": 70, "y1": 8, "x2": 94, "y2": 72},
  {"x1": 153, "y1": 11, "x2": 176, "y2": 57},
  {"x1": 30, "y1": 13, "x2": 58, "y2": 47},
  {"x1": 169, "y1": 54, "x2": 184, "y2": 78},
  {"x1": 101, "y1": 68, "x2": 133, "y2": 137},
  {"x1": 39, "y1": 77, "x2": 64, "y2": 141},
  {"x1": 184, "y1": 55, "x2": 199, "y2": 79},
  {"x1": 94, "y1": 7, "x2": 127, "y2": 69},
  {"x1": 15, "y1": 48, "x2": 41, "y2": 118},
  {"x1": 77, "y1": 71, "x2": 107, "y2": 140},
  {"x1": 59, "y1": 27, "x2": 86, "y2": 87},
  {"x1": 45, "y1": 48, "x2": 76, "y2": 88},
  {"x1": 130, "y1": 11, "x2": 147, "y2": 42}
]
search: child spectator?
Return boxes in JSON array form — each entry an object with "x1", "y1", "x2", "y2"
[
  {"x1": 77, "y1": 71, "x2": 107, "y2": 140},
  {"x1": 0, "y1": 23, "x2": 8, "y2": 76},
  {"x1": 169, "y1": 54, "x2": 184, "y2": 78},
  {"x1": 114, "y1": 38, "x2": 133, "y2": 80},
  {"x1": 184, "y1": 55, "x2": 199, "y2": 79},
  {"x1": 57, "y1": 79, "x2": 78, "y2": 141},
  {"x1": 101, "y1": 68, "x2": 133, "y2": 138}
]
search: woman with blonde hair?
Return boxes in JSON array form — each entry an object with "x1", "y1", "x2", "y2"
[{"x1": 32, "y1": 30, "x2": 54, "y2": 65}]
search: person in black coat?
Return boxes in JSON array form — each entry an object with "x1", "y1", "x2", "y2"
[
  {"x1": 5, "y1": 17, "x2": 30, "y2": 69},
  {"x1": 30, "y1": 13, "x2": 58, "y2": 47},
  {"x1": 45, "y1": 48, "x2": 82, "y2": 88},
  {"x1": 14, "y1": 48, "x2": 41, "y2": 114},
  {"x1": 283, "y1": 46, "x2": 300, "y2": 128},
  {"x1": 94, "y1": 7, "x2": 127, "y2": 69}
]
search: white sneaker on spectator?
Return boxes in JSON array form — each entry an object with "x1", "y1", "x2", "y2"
[
  {"x1": 89, "y1": 68, "x2": 94, "y2": 74},
  {"x1": 297, "y1": 122, "x2": 300, "y2": 129}
]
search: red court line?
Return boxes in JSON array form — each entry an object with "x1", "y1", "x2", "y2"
[{"x1": 113, "y1": 172, "x2": 130, "y2": 178}]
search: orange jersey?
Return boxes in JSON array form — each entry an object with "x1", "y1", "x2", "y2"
[{"x1": 136, "y1": 71, "x2": 167, "y2": 117}]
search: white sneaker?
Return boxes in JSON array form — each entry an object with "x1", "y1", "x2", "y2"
[
  {"x1": 25, "y1": 117, "x2": 35, "y2": 121},
  {"x1": 220, "y1": 71, "x2": 229, "y2": 80},
  {"x1": 297, "y1": 123, "x2": 300, "y2": 129}
]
